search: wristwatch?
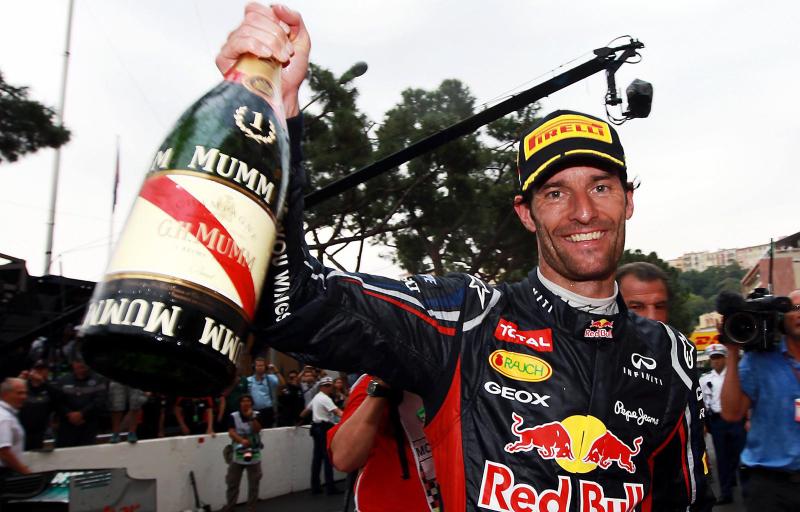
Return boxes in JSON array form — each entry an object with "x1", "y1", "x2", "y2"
[{"x1": 367, "y1": 379, "x2": 392, "y2": 398}]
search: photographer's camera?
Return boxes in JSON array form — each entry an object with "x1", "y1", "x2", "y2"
[{"x1": 717, "y1": 288, "x2": 792, "y2": 350}]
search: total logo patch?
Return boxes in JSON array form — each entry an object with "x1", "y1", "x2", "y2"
[
  {"x1": 584, "y1": 319, "x2": 613, "y2": 339},
  {"x1": 479, "y1": 460, "x2": 644, "y2": 512},
  {"x1": 489, "y1": 350, "x2": 552, "y2": 383},
  {"x1": 494, "y1": 318, "x2": 553, "y2": 352},
  {"x1": 504, "y1": 412, "x2": 643, "y2": 474}
]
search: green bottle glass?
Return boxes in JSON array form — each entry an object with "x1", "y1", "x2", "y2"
[{"x1": 79, "y1": 56, "x2": 289, "y2": 396}]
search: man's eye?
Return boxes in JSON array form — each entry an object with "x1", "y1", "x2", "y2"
[
  {"x1": 545, "y1": 190, "x2": 561, "y2": 199},
  {"x1": 594, "y1": 184, "x2": 609, "y2": 193}
]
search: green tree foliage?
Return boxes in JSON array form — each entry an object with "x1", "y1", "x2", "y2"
[
  {"x1": 679, "y1": 262, "x2": 745, "y2": 298},
  {"x1": 302, "y1": 64, "x2": 540, "y2": 281},
  {"x1": 0, "y1": 71, "x2": 70, "y2": 163}
]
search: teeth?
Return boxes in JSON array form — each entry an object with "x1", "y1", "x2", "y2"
[{"x1": 568, "y1": 231, "x2": 603, "y2": 242}]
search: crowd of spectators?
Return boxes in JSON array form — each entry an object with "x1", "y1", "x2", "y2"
[{"x1": 4, "y1": 331, "x2": 351, "y2": 453}]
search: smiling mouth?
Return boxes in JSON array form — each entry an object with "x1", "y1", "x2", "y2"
[{"x1": 566, "y1": 231, "x2": 604, "y2": 242}]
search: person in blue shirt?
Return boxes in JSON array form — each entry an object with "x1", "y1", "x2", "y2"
[
  {"x1": 246, "y1": 357, "x2": 283, "y2": 428},
  {"x1": 721, "y1": 289, "x2": 800, "y2": 512}
]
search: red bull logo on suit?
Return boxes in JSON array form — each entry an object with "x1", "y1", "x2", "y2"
[
  {"x1": 479, "y1": 460, "x2": 644, "y2": 512},
  {"x1": 504, "y1": 413, "x2": 643, "y2": 474}
]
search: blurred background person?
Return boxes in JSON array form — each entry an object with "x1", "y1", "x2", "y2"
[
  {"x1": 304, "y1": 376, "x2": 342, "y2": 495},
  {"x1": 277, "y1": 369, "x2": 305, "y2": 427},
  {"x1": 222, "y1": 394, "x2": 263, "y2": 512},
  {"x1": 700, "y1": 344, "x2": 745, "y2": 505},
  {"x1": 107, "y1": 381, "x2": 147, "y2": 443},
  {"x1": 19, "y1": 360, "x2": 55, "y2": 450},
  {"x1": 247, "y1": 357, "x2": 282, "y2": 428},
  {"x1": 0, "y1": 378, "x2": 30, "y2": 478},
  {"x1": 616, "y1": 261, "x2": 669, "y2": 323},
  {"x1": 173, "y1": 396, "x2": 214, "y2": 436},
  {"x1": 328, "y1": 375, "x2": 442, "y2": 512},
  {"x1": 721, "y1": 289, "x2": 800, "y2": 511},
  {"x1": 54, "y1": 359, "x2": 106, "y2": 447},
  {"x1": 300, "y1": 367, "x2": 320, "y2": 407},
  {"x1": 332, "y1": 376, "x2": 349, "y2": 411}
]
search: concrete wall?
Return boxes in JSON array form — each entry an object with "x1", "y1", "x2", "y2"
[{"x1": 25, "y1": 426, "x2": 342, "y2": 511}]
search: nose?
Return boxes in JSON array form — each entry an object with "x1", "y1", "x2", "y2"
[{"x1": 568, "y1": 189, "x2": 598, "y2": 224}]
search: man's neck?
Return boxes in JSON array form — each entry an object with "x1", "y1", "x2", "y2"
[
  {"x1": 255, "y1": 372, "x2": 265, "y2": 380},
  {"x1": 537, "y1": 265, "x2": 617, "y2": 299}
]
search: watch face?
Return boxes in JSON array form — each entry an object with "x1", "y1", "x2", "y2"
[{"x1": 367, "y1": 380, "x2": 378, "y2": 395}]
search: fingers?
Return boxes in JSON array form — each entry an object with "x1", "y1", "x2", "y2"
[
  {"x1": 272, "y1": 4, "x2": 308, "y2": 41},
  {"x1": 216, "y1": 2, "x2": 294, "y2": 75}
]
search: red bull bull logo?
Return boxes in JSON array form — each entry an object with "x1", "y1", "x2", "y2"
[
  {"x1": 479, "y1": 460, "x2": 644, "y2": 512},
  {"x1": 584, "y1": 319, "x2": 614, "y2": 339},
  {"x1": 504, "y1": 414, "x2": 643, "y2": 474}
]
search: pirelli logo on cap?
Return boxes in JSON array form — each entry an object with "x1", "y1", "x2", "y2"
[{"x1": 523, "y1": 114, "x2": 612, "y2": 161}]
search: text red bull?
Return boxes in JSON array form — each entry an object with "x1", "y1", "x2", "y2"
[{"x1": 478, "y1": 461, "x2": 644, "y2": 512}]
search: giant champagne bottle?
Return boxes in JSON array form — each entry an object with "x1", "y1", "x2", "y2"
[{"x1": 79, "y1": 56, "x2": 289, "y2": 396}]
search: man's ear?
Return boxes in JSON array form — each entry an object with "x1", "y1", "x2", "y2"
[
  {"x1": 625, "y1": 188, "x2": 634, "y2": 220},
  {"x1": 513, "y1": 195, "x2": 537, "y2": 234}
]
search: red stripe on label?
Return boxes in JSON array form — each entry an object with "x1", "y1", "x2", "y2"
[
  {"x1": 139, "y1": 175, "x2": 256, "y2": 318},
  {"x1": 361, "y1": 290, "x2": 456, "y2": 336}
]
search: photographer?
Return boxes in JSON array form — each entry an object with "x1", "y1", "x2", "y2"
[
  {"x1": 721, "y1": 289, "x2": 800, "y2": 511},
  {"x1": 222, "y1": 394, "x2": 263, "y2": 512}
]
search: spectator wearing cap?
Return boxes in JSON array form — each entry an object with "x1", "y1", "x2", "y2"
[
  {"x1": 302, "y1": 376, "x2": 342, "y2": 495},
  {"x1": 701, "y1": 344, "x2": 745, "y2": 504},
  {"x1": 0, "y1": 378, "x2": 31, "y2": 478},
  {"x1": 19, "y1": 360, "x2": 56, "y2": 450},
  {"x1": 54, "y1": 360, "x2": 106, "y2": 447},
  {"x1": 616, "y1": 262, "x2": 670, "y2": 323},
  {"x1": 721, "y1": 289, "x2": 800, "y2": 511}
]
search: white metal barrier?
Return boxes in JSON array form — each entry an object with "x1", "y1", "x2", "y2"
[{"x1": 25, "y1": 426, "x2": 342, "y2": 511}]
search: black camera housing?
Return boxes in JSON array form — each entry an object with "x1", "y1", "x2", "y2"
[{"x1": 717, "y1": 288, "x2": 792, "y2": 351}]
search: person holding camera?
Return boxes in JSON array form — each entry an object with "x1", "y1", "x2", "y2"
[
  {"x1": 721, "y1": 289, "x2": 800, "y2": 511},
  {"x1": 222, "y1": 394, "x2": 263, "y2": 512}
]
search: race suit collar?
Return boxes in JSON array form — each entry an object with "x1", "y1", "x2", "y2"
[
  {"x1": 528, "y1": 269, "x2": 628, "y2": 342},
  {"x1": 536, "y1": 267, "x2": 619, "y2": 316}
]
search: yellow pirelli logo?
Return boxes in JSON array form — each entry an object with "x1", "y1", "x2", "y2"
[{"x1": 523, "y1": 114, "x2": 612, "y2": 161}]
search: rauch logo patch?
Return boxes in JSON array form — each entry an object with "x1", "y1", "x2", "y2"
[{"x1": 489, "y1": 350, "x2": 552, "y2": 382}]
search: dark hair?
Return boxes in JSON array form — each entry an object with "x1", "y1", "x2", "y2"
[
  {"x1": 616, "y1": 262, "x2": 669, "y2": 288},
  {"x1": 239, "y1": 394, "x2": 253, "y2": 404},
  {"x1": 254, "y1": 357, "x2": 266, "y2": 365}
]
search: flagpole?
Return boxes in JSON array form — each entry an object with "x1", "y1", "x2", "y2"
[
  {"x1": 43, "y1": 0, "x2": 75, "y2": 275},
  {"x1": 109, "y1": 136, "x2": 120, "y2": 265}
]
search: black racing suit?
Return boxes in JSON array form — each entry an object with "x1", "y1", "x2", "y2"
[{"x1": 254, "y1": 117, "x2": 713, "y2": 512}]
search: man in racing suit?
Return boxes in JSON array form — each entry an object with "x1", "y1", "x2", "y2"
[{"x1": 217, "y1": 4, "x2": 712, "y2": 511}]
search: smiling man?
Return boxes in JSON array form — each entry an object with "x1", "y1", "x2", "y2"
[{"x1": 217, "y1": 5, "x2": 713, "y2": 510}]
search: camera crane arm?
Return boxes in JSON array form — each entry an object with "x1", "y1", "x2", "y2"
[{"x1": 305, "y1": 38, "x2": 646, "y2": 208}]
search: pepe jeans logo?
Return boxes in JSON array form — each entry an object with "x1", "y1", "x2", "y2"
[
  {"x1": 613, "y1": 400, "x2": 659, "y2": 426},
  {"x1": 489, "y1": 350, "x2": 552, "y2": 382}
]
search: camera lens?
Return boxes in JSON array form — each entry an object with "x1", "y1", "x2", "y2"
[{"x1": 724, "y1": 311, "x2": 758, "y2": 345}]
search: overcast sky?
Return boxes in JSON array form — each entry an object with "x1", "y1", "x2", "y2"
[{"x1": 1, "y1": 0, "x2": 797, "y2": 281}]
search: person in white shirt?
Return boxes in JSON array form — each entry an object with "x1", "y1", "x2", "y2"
[
  {"x1": 304, "y1": 376, "x2": 342, "y2": 495},
  {"x1": 700, "y1": 344, "x2": 746, "y2": 504},
  {"x1": 0, "y1": 378, "x2": 30, "y2": 478}
]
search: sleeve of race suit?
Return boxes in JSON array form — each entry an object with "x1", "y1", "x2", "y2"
[
  {"x1": 252, "y1": 116, "x2": 465, "y2": 400},
  {"x1": 648, "y1": 325, "x2": 715, "y2": 512}
]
